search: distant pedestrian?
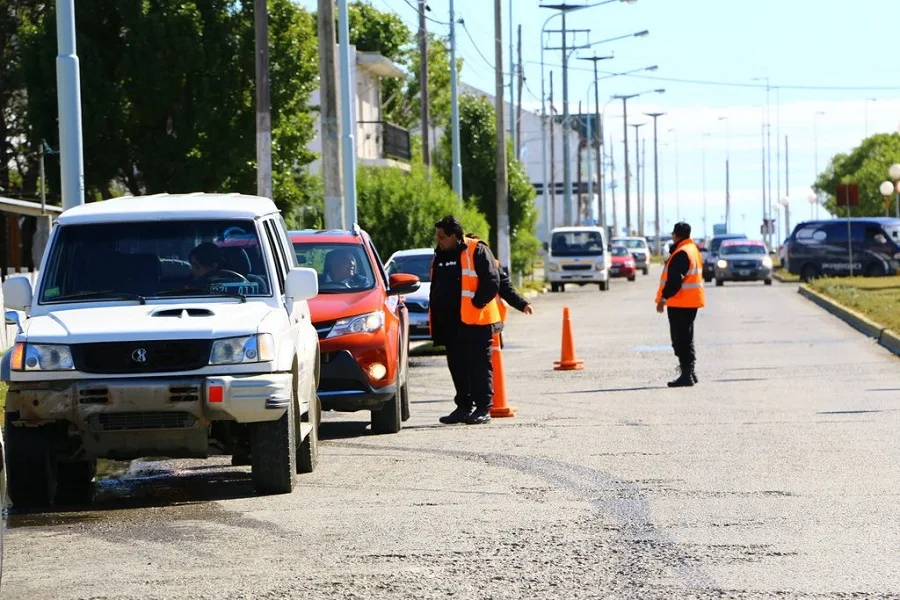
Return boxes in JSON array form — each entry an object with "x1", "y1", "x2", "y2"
[
  {"x1": 429, "y1": 217, "x2": 501, "y2": 425},
  {"x1": 655, "y1": 221, "x2": 706, "y2": 387}
]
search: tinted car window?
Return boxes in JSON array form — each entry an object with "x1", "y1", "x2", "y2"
[
  {"x1": 720, "y1": 244, "x2": 767, "y2": 255},
  {"x1": 293, "y1": 243, "x2": 376, "y2": 293},
  {"x1": 551, "y1": 231, "x2": 605, "y2": 256},
  {"x1": 709, "y1": 236, "x2": 746, "y2": 254},
  {"x1": 386, "y1": 255, "x2": 433, "y2": 282}
]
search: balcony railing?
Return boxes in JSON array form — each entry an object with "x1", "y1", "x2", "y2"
[{"x1": 358, "y1": 121, "x2": 411, "y2": 162}]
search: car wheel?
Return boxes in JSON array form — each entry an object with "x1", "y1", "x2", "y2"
[
  {"x1": 5, "y1": 424, "x2": 57, "y2": 509},
  {"x1": 643, "y1": 266, "x2": 649, "y2": 275},
  {"x1": 628, "y1": 275, "x2": 636, "y2": 282},
  {"x1": 250, "y1": 386, "x2": 297, "y2": 495},
  {"x1": 55, "y1": 459, "x2": 96, "y2": 505},
  {"x1": 559, "y1": 284, "x2": 566, "y2": 292},
  {"x1": 715, "y1": 278, "x2": 724, "y2": 287},
  {"x1": 550, "y1": 283, "x2": 559, "y2": 293},
  {"x1": 297, "y1": 392, "x2": 319, "y2": 474},
  {"x1": 764, "y1": 278, "x2": 773, "y2": 286},
  {"x1": 800, "y1": 264, "x2": 819, "y2": 283},
  {"x1": 399, "y1": 346, "x2": 411, "y2": 422},
  {"x1": 599, "y1": 281, "x2": 609, "y2": 291},
  {"x1": 703, "y1": 275, "x2": 712, "y2": 283},
  {"x1": 865, "y1": 262, "x2": 886, "y2": 278},
  {"x1": 371, "y1": 360, "x2": 402, "y2": 435}
]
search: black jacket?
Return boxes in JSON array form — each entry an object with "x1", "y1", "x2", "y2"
[
  {"x1": 498, "y1": 266, "x2": 529, "y2": 312},
  {"x1": 661, "y1": 249, "x2": 689, "y2": 300},
  {"x1": 429, "y1": 240, "x2": 500, "y2": 344}
]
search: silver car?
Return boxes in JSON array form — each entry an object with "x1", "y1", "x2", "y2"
[
  {"x1": 385, "y1": 248, "x2": 433, "y2": 341},
  {"x1": 714, "y1": 240, "x2": 773, "y2": 286}
]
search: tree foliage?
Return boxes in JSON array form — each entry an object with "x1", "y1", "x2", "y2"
[
  {"x1": 17, "y1": 0, "x2": 318, "y2": 220},
  {"x1": 434, "y1": 93, "x2": 539, "y2": 273},
  {"x1": 815, "y1": 133, "x2": 900, "y2": 217},
  {"x1": 356, "y1": 163, "x2": 489, "y2": 259}
]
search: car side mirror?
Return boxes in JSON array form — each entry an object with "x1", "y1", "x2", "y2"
[
  {"x1": 2, "y1": 276, "x2": 33, "y2": 312},
  {"x1": 388, "y1": 273, "x2": 420, "y2": 297},
  {"x1": 284, "y1": 267, "x2": 319, "y2": 301}
]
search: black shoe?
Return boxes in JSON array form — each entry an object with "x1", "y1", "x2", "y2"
[
  {"x1": 439, "y1": 407, "x2": 472, "y2": 425},
  {"x1": 667, "y1": 370, "x2": 694, "y2": 388},
  {"x1": 465, "y1": 408, "x2": 492, "y2": 425}
]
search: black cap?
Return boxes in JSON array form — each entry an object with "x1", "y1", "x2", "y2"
[{"x1": 672, "y1": 222, "x2": 691, "y2": 238}]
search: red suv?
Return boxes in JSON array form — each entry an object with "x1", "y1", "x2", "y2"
[{"x1": 289, "y1": 228, "x2": 419, "y2": 434}]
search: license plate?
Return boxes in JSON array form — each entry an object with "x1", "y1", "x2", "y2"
[{"x1": 738, "y1": 269, "x2": 750, "y2": 276}]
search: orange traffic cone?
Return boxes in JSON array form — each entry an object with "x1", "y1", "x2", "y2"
[
  {"x1": 489, "y1": 332, "x2": 517, "y2": 418},
  {"x1": 553, "y1": 306, "x2": 584, "y2": 371}
]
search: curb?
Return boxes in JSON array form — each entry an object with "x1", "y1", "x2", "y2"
[{"x1": 797, "y1": 284, "x2": 900, "y2": 358}]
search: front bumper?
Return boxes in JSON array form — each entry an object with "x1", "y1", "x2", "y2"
[
  {"x1": 547, "y1": 268, "x2": 609, "y2": 283},
  {"x1": 715, "y1": 266, "x2": 772, "y2": 281},
  {"x1": 318, "y1": 349, "x2": 396, "y2": 412},
  {"x1": 5, "y1": 373, "x2": 293, "y2": 458},
  {"x1": 609, "y1": 265, "x2": 636, "y2": 278},
  {"x1": 407, "y1": 310, "x2": 431, "y2": 341}
]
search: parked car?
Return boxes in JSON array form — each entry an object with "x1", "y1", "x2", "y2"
[
  {"x1": 713, "y1": 239, "x2": 773, "y2": 286},
  {"x1": 290, "y1": 228, "x2": 420, "y2": 433},
  {"x1": 1, "y1": 194, "x2": 322, "y2": 507},
  {"x1": 786, "y1": 218, "x2": 900, "y2": 282},
  {"x1": 545, "y1": 226, "x2": 610, "y2": 292},
  {"x1": 702, "y1": 233, "x2": 747, "y2": 282},
  {"x1": 384, "y1": 248, "x2": 433, "y2": 341},
  {"x1": 611, "y1": 236, "x2": 651, "y2": 275},
  {"x1": 608, "y1": 245, "x2": 636, "y2": 281}
]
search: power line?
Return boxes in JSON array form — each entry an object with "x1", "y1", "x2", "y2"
[
  {"x1": 459, "y1": 19, "x2": 510, "y2": 77},
  {"x1": 399, "y1": 0, "x2": 451, "y2": 26}
]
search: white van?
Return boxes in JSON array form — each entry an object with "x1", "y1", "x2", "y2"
[{"x1": 545, "y1": 226, "x2": 610, "y2": 292}]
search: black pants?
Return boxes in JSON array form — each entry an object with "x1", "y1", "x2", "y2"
[
  {"x1": 445, "y1": 327, "x2": 494, "y2": 411},
  {"x1": 667, "y1": 307, "x2": 698, "y2": 366}
]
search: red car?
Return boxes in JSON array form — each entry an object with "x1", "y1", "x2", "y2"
[
  {"x1": 289, "y1": 228, "x2": 419, "y2": 434},
  {"x1": 609, "y1": 245, "x2": 637, "y2": 281}
]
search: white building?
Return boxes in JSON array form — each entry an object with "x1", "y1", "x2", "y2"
[{"x1": 307, "y1": 47, "x2": 412, "y2": 174}]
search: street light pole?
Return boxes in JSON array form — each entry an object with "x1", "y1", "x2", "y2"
[
  {"x1": 814, "y1": 110, "x2": 825, "y2": 220},
  {"x1": 55, "y1": 0, "x2": 85, "y2": 210},
  {"x1": 646, "y1": 112, "x2": 664, "y2": 255},
  {"x1": 337, "y1": 0, "x2": 358, "y2": 227},
  {"x1": 630, "y1": 122, "x2": 645, "y2": 236},
  {"x1": 718, "y1": 115, "x2": 730, "y2": 232},
  {"x1": 578, "y1": 54, "x2": 614, "y2": 228},
  {"x1": 668, "y1": 128, "x2": 680, "y2": 221},
  {"x1": 494, "y1": 0, "x2": 510, "y2": 268},
  {"x1": 701, "y1": 132, "x2": 711, "y2": 240},
  {"x1": 449, "y1": 0, "x2": 463, "y2": 199}
]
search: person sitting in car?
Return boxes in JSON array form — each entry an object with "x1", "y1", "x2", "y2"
[
  {"x1": 324, "y1": 249, "x2": 367, "y2": 288},
  {"x1": 189, "y1": 242, "x2": 227, "y2": 282}
]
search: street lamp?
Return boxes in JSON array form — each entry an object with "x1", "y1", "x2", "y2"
[
  {"x1": 611, "y1": 88, "x2": 665, "y2": 234},
  {"x1": 879, "y1": 180, "x2": 894, "y2": 216},
  {"x1": 890, "y1": 163, "x2": 900, "y2": 218}
]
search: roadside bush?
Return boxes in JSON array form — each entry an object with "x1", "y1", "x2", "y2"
[{"x1": 357, "y1": 164, "x2": 489, "y2": 258}]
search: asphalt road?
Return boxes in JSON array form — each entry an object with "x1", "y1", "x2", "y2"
[{"x1": 4, "y1": 270, "x2": 900, "y2": 599}]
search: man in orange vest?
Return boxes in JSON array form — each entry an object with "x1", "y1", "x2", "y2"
[
  {"x1": 430, "y1": 216, "x2": 501, "y2": 425},
  {"x1": 655, "y1": 221, "x2": 706, "y2": 387}
]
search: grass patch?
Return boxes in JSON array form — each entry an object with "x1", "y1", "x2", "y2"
[
  {"x1": 809, "y1": 276, "x2": 900, "y2": 332},
  {"x1": 650, "y1": 255, "x2": 665, "y2": 264}
]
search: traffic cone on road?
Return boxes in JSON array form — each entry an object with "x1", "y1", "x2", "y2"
[
  {"x1": 490, "y1": 332, "x2": 517, "y2": 418},
  {"x1": 553, "y1": 306, "x2": 584, "y2": 371}
]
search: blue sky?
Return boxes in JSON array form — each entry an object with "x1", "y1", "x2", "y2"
[{"x1": 298, "y1": 0, "x2": 900, "y2": 239}]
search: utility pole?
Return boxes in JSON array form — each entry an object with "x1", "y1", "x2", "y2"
[
  {"x1": 55, "y1": 0, "x2": 85, "y2": 210},
  {"x1": 785, "y1": 135, "x2": 790, "y2": 240},
  {"x1": 516, "y1": 24, "x2": 523, "y2": 161},
  {"x1": 646, "y1": 112, "x2": 664, "y2": 255},
  {"x1": 578, "y1": 54, "x2": 613, "y2": 230},
  {"x1": 641, "y1": 137, "x2": 647, "y2": 236},
  {"x1": 630, "y1": 122, "x2": 644, "y2": 236},
  {"x1": 509, "y1": 0, "x2": 515, "y2": 153},
  {"x1": 668, "y1": 128, "x2": 681, "y2": 221},
  {"x1": 494, "y1": 0, "x2": 510, "y2": 268},
  {"x1": 317, "y1": 0, "x2": 344, "y2": 228},
  {"x1": 337, "y1": 0, "x2": 358, "y2": 227},
  {"x1": 254, "y1": 0, "x2": 272, "y2": 200},
  {"x1": 449, "y1": 0, "x2": 462, "y2": 199},
  {"x1": 609, "y1": 133, "x2": 617, "y2": 235},
  {"x1": 549, "y1": 73, "x2": 556, "y2": 230},
  {"x1": 576, "y1": 106, "x2": 583, "y2": 224},
  {"x1": 418, "y1": 0, "x2": 431, "y2": 166}
]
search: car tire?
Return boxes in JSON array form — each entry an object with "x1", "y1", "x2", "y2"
[
  {"x1": 5, "y1": 424, "x2": 57, "y2": 509},
  {"x1": 800, "y1": 264, "x2": 819, "y2": 283},
  {"x1": 399, "y1": 346, "x2": 411, "y2": 422},
  {"x1": 371, "y1": 361, "x2": 402, "y2": 435},
  {"x1": 715, "y1": 278, "x2": 724, "y2": 287},
  {"x1": 599, "y1": 281, "x2": 609, "y2": 291},
  {"x1": 250, "y1": 390, "x2": 297, "y2": 495},
  {"x1": 297, "y1": 392, "x2": 320, "y2": 474},
  {"x1": 643, "y1": 266, "x2": 649, "y2": 275},
  {"x1": 550, "y1": 283, "x2": 560, "y2": 293},
  {"x1": 764, "y1": 278, "x2": 773, "y2": 286},
  {"x1": 703, "y1": 275, "x2": 712, "y2": 283},
  {"x1": 628, "y1": 275, "x2": 636, "y2": 282},
  {"x1": 865, "y1": 263, "x2": 886, "y2": 278},
  {"x1": 55, "y1": 459, "x2": 96, "y2": 505}
]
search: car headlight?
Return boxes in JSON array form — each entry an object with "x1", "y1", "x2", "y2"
[
  {"x1": 12, "y1": 343, "x2": 75, "y2": 371},
  {"x1": 548, "y1": 262, "x2": 560, "y2": 272},
  {"x1": 594, "y1": 262, "x2": 605, "y2": 271},
  {"x1": 716, "y1": 259, "x2": 728, "y2": 269},
  {"x1": 209, "y1": 334, "x2": 275, "y2": 365},
  {"x1": 761, "y1": 256, "x2": 773, "y2": 268},
  {"x1": 328, "y1": 311, "x2": 384, "y2": 338}
]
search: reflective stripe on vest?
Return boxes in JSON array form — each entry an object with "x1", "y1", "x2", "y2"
[
  {"x1": 460, "y1": 238, "x2": 502, "y2": 325},
  {"x1": 655, "y1": 240, "x2": 706, "y2": 308}
]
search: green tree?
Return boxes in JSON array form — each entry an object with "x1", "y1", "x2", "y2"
[
  {"x1": 19, "y1": 0, "x2": 319, "y2": 217},
  {"x1": 356, "y1": 163, "x2": 489, "y2": 258},
  {"x1": 348, "y1": 1, "x2": 410, "y2": 61},
  {"x1": 434, "y1": 93, "x2": 539, "y2": 274},
  {"x1": 815, "y1": 133, "x2": 900, "y2": 217}
]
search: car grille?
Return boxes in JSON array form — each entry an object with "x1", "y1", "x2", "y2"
[
  {"x1": 88, "y1": 411, "x2": 197, "y2": 432},
  {"x1": 731, "y1": 260, "x2": 759, "y2": 269},
  {"x1": 562, "y1": 264, "x2": 592, "y2": 271},
  {"x1": 71, "y1": 340, "x2": 212, "y2": 374}
]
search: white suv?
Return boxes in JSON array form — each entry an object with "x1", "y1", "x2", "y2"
[{"x1": 1, "y1": 193, "x2": 321, "y2": 507}]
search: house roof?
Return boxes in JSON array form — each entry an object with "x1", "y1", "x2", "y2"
[
  {"x1": 0, "y1": 196, "x2": 64, "y2": 217},
  {"x1": 356, "y1": 52, "x2": 404, "y2": 79}
]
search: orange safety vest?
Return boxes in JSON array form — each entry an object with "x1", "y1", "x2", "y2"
[
  {"x1": 461, "y1": 238, "x2": 502, "y2": 325},
  {"x1": 655, "y1": 239, "x2": 706, "y2": 308}
]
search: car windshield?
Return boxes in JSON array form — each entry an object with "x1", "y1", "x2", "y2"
[
  {"x1": 611, "y1": 246, "x2": 630, "y2": 257},
  {"x1": 39, "y1": 220, "x2": 271, "y2": 303},
  {"x1": 293, "y1": 242, "x2": 376, "y2": 293},
  {"x1": 720, "y1": 244, "x2": 767, "y2": 256},
  {"x1": 386, "y1": 254, "x2": 433, "y2": 282},
  {"x1": 551, "y1": 231, "x2": 605, "y2": 256},
  {"x1": 615, "y1": 239, "x2": 646, "y2": 249},
  {"x1": 883, "y1": 225, "x2": 900, "y2": 244},
  {"x1": 710, "y1": 237, "x2": 745, "y2": 254}
]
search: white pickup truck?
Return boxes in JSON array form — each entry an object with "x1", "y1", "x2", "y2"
[{"x1": 1, "y1": 193, "x2": 321, "y2": 508}]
